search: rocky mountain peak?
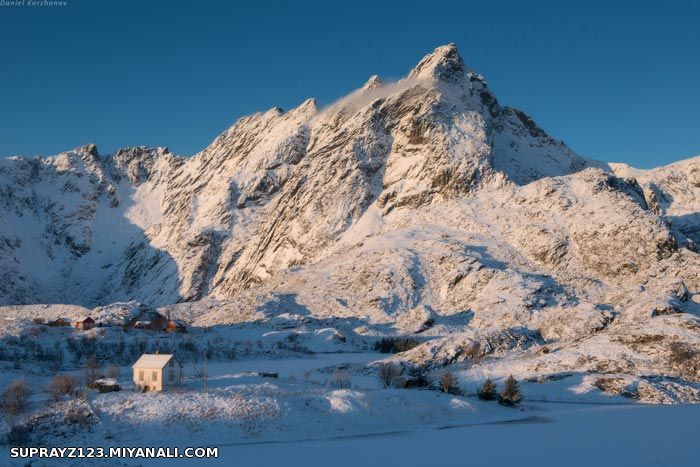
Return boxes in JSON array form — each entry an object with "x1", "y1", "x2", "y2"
[
  {"x1": 72, "y1": 143, "x2": 100, "y2": 160},
  {"x1": 408, "y1": 43, "x2": 469, "y2": 84},
  {"x1": 362, "y1": 75, "x2": 382, "y2": 90},
  {"x1": 291, "y1": 97, "x2": 318, "y2": 117},
  {"x1": 110, "y1": 146, "x2": 169, "y2": 185}
]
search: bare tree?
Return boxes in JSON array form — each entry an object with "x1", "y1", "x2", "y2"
[
  {"x1": 192, "y1": 353, "x2": 208, "y2": 392},
  {"x1": 377, "y1": 362, "x2": 403, "y2": 388},
  {"x1": 48, "y1": 374, "x2": 78, "y2": 402},
  {"x1": 85, "y1": 355, "x2": 100, "y2": 388},
  {"x1": 2, "y1": 379, "x2": 30, "y2": 427},
  {"x1": 464, "y1": 342, "x2": 483, "y2": 364},
  {"x1": 439, "y1": 372, "x2": 458, "y2": 394},
  {"x1": 329, "y1": 369, "x2": 352, "y2": 389},
  {"x1": 50, "y1": 342, "x2": 64, "y2": 372}
]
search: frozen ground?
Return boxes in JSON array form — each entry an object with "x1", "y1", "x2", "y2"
[
  {"x1": 198, "y1": 403, "x2": 700, "y2": 467},
  {"x1": 1, "y1": 349, "x2": 699, "y2": 466},
  {"x1": 6, "y1": 402, "x2": 697, "y2": 466}
]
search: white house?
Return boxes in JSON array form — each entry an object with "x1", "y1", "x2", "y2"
[{"x1": 132, "y1": 353, "x2": 182, "y2": 392}]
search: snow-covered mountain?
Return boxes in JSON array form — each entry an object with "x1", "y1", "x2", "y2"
[
  {"x1": 0, "y1": 43, "x2": 616, "y2": 306},
  {"x1": 1, "y1": 44, "x2": 699, "y2": 401}
]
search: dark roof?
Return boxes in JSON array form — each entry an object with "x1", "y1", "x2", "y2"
[{"x1": 81, "y1": 317, "x2": 95, "y2": 323}]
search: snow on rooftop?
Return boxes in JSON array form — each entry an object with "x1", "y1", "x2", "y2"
[{"x1": 132, "y1": 353, "x2": 174, "y2": 369}]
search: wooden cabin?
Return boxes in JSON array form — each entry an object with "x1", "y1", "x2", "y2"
[
  {"x1": 75, "y1": 317, "x2": 95, "y2": 331},
  {"x1": 127, "y1": 312, "x2": 167, "y2": 331}
]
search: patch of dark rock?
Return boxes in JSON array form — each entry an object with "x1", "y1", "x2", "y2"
[
  {"x1": 525, "y1": 373, "x2": 572, "y2": 384},
  {"x1": 374, "y1": 336, "x2": 421, "y2": 354}
]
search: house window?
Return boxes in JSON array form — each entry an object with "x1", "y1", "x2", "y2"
[
  {"x1": 139, "y1": 370, "x2": 144, "y2": 382},
  {"x1": 169, "y1": 370, "x2": 175, "y2": 382},
  {"x1": 152, "y1": 371, "x2": 158, "y2": 382}
]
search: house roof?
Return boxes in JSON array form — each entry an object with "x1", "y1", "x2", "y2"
[
  {"x1": 80, "y1": 317, "x2": 95, "y2": 323},
  {"x1": 132, "y1": 353, "x2": 175, "y2": 369}
]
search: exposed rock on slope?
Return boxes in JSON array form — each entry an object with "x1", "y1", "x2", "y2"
[{"x1": 612, "y1": 158, "x2": 700, "y2": 248}]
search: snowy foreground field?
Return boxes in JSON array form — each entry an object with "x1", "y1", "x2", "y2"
[
  {"x1": 167, "y1": 404, "x2": 700, "y2": 467},
  {"x1": 0, "y1": 301, "x2": 698, "y2": 467},
  {"x1": 1, "y1": 347, "x2": 698, "y2": 466}
]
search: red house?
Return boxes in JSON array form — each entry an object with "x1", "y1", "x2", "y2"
[
  {"x1": 75, "y1": 317, "x2": 95, "y2": 331},
  {"x1": 165, "y1": 319, "x2": 187, "y2": 333}
]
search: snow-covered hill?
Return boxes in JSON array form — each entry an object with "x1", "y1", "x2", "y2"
[{"x1": 1, "y1": 44, "x2": 699, "y2": 401}]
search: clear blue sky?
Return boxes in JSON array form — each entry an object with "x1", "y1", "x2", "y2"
[{"x1": 1, "y1": 0, "x2": 698, "y2": 168}]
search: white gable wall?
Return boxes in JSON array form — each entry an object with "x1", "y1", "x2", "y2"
[{"x1": 132, "y1": 354, "x2": 182, "y2": 391}]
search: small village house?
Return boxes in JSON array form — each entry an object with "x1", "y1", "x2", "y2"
[
  {"x1": 132, "y1": 352, "x2": 182, "y2": 392},
  {"x1": 127, "y1": 312, "x2": 167, "y2": 331},
  {"x1": 75, "y1": 317, "x2": 95, "y2": 331},
  {"x1": 165, "y1": 319, "x2": 187, "y2": 333},
  {"x1": 48, "y1": 317, "x2": 71, "y2": 327},
  {"x1": 146, "y1": 314, "x2": 167, "y2": 331}
]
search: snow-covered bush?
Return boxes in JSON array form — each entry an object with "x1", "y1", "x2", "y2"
[
  {"x1": 95, "y1": 388, "x2": 282, "y2": 426},
  {"x1": 65, "y1": 400, "x2": 94, "y2": 426},
  {"x1": 8, "y1": 399, "x2": 97, "y2": 445}
]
